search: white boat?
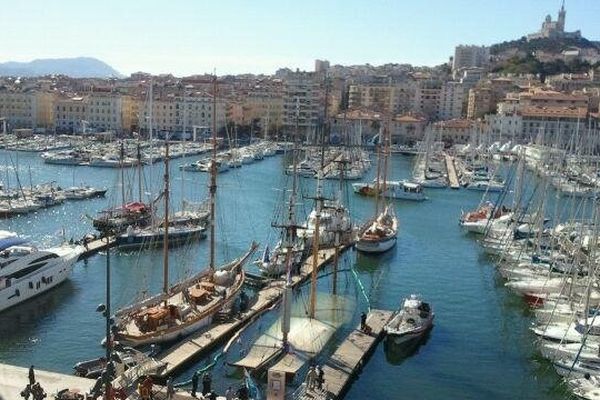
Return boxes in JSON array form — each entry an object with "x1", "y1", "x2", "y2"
[
  {"x1": 415, "y1": 177, "x2": 448, "y2": 189},
  {"x1": 297, "y1": 200, "x2": 353, "y2": 248},
  {"x1": 257, "y1": 242, "x2": 305, "y2": 277},
  {"x1": 569, "y1": 375, "x2": 600, "y2": 399},
  {"x1": 0, "y1": 237, "x2": 83, "y2": 312},
  {"x1": 353, "y1": 180, "x2": 426, "y2": 201},
  {"x1": 356, "y1": 205, "x2": 398, "y2": 253},
  {"x1": 384, "y1": 295, "x2": 434, "y2": 344},
  {"x1": 465, "y1": 179, "x2": 505, "y2": 192}
]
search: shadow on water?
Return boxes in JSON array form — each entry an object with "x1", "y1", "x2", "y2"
[
  {"x1": 0, "y1": 280, "x2": 75, "y2": 342},
  {"x1": 383, "y1": 329, "x2": 433, "y2": 366},
  {"x1": 354, "y1": 248, "x2": 396, "y2": 274}
]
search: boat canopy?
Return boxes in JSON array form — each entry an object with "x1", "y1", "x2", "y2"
[{"x1": 0, "y1": 237, "x2": 28, "y2": 252}]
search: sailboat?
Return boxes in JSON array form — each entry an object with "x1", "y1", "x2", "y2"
[
  {"x1": 111, "y1": 76, "x2": 258, "y2": 346},
  {"x1": 116, "y1": 141, "x2": 207, "y2": 250},
  {"x1": 92, "y1": 142, "x2": 153, "y2": 234},
  {"x1": 356, "y1": 121, "x2": 399, "y2": 254}
]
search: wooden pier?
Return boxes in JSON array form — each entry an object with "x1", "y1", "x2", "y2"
[
  {"x1": 78, "y1": 235, "x2": 117, "y2": 261},
  {"x1": 155, "y1": 246, "x2": 344, "y2": 378},
  {"x1": 318, "y1": 309, "x2": 393, "y2": 399},
  {"x1": 444, "y1": 154, "x2": 460, "y2": 190}
]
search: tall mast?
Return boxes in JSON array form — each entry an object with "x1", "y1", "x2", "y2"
[
  {"x1": 209, "y1": 75, "x2": 218, "y2": 273},
  {"x1": 148, "y1": 80, "x2": 155, "y2": 225},
  {"x1": 281, "y1": 113, "x2": 300, "y2": 348},
  {"x1": 162, "y1": 140, "x2": 170, "y2": 294},
  {"x1": 309, "y1": 175, "x2": 322, "y2": 320},
  {"x1": 120, "y1": 141, "x2": 125, "y2": 206},
  {"x1": 382, "y1": 124, "x2": 390, "y2": 198},
  {"x1": 137, "y1": 143, "x2": 142, "y2": 202},
  {"x1": 181, "y1": 91, "x2": 186, "y2": 212},
  {"x1": 374, "y1": 137, "x2": 382, "y2": 216}
]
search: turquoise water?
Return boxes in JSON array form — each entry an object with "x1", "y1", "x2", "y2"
[{"x1": 0, "y1": 149, "x2": 568, "y2": 399}]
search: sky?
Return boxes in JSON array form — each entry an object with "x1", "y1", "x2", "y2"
[{"x1": 2, "y1": 0, "x2": 600, "y2": 76}]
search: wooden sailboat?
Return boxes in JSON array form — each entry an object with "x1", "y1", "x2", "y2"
[
  {"x1": 115, "y1": 141, "x2": 207, "y2": 250},
  {"x1": 356, "y1": 116, "x2": 399, "y2": 254},
  {"x1": 112, "y1": 76, "x2": 258, "y2": 346}
]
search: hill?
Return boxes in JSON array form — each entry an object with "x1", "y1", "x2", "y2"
[
  {"x1": 0, "y1": 57, "x2": 122, "y2": 78},
  {"x1": 489, "y1": 36, "x2": 600, "y2": 77}
]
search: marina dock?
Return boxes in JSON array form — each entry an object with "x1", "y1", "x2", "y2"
[
  {"x1": 155, "y1": 246, "x2": 345, "y2": 378},
  {"x1": 0, "y1": 363, "x2": 197, "y2": 400},
  {"x1": 319, "y1": 309, "x2": 393, "y2": 399},
  {"x1": 445, "y1": 154, "x2": 460, "y2": 189},
  {"x1": 0, "y1": 363, "x2": 94, "y2": 399},
  {"x1": 78, "y1": 235, "x2": 117, "y2": 260}
]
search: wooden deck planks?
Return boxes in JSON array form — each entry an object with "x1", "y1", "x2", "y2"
[{"x1": 320, "y1": 309, "x2": 393, "y2": 399}]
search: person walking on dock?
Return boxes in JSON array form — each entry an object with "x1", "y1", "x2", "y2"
[
  {"x1": 317, "y1": 365, "x2": 324, "y2": 389},
  {"x1": 28, "y1": 365, "x2": 35, "y2": 386},
  {"x1": 166, "y1": 377, "x2": 175, "y2": 400},
  {"x1": 202, "y1": 372, "x2": 212, "y2": 395},
  {"x1": 307, "y1": 366, "x2": 318, "y2": 390},
  {"x1": 191, "y1": 371, "x2": 199, "y2": 398},
  {"x1": 360, "y1": 312, "x2": 367, "y2": 331}
]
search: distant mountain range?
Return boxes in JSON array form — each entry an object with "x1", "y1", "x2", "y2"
[{"x1": 0, "y1": 57, "x2": 122, "y2": 78}]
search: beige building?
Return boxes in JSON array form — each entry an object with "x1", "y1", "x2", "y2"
[
  {"x1": 439, "y1": 81, "x2": 465, "y2": 120},
  {"x1": 330, "y1": 109, "x2": 382, "y2": 145},
  {"x1": 55, "y1": 96, "x2": 87, "y2": 133},
  {"x1": 240, "y1": 83, "x2": 284, "y2": 137},
  {"x1": 0, "y1": 90, "x2": 56, "y2": 132},
  {"x1": 391, "y1": 114, "x2": 427, "y2": 144},
  {"x1": 467, "y1": 87, "x2": 492, "y2": 119},
  {"x1": 282, "y1": 72, "x2": 324, "y2": 139},
  {"x1": 432, "y1": 119, "x2": 479, "y2": 145},
  {"x1": 467, "y1": 78, "x2": 517, "y2": 119},
  {"x1": 140, "y1": 92, "x2": 226, "y2": 138},
  {"x1": 348, "y1": 80, "x2": 416, "y2": 115},
  {"x1": 520, "y1": 105, "x2": 588, "y2": 146}
]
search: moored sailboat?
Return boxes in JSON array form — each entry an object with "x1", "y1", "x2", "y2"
[{"x1": 111, "y1": 76, "x2": 258, "y2": 346}]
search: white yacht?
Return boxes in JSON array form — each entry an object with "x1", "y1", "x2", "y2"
[{"x1": 0, "y1": 236, "x2": 83, "y2": 312}]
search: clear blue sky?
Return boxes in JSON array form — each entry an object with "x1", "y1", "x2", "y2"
[{"x1": 3, "y1": 0, "x2": 599, "y2": 76}]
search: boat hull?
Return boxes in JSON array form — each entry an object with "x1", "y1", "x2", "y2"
[
  {"x1": 356, "y1": 235, "x2": 397, "y2": 253},
  {"x1": 0, "y1": 251, "x2": 80, "y2": 313}
]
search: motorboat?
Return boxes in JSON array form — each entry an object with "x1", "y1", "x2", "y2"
[{"x1": 384, "y1": 295, "x2": 434, "y2": 344}]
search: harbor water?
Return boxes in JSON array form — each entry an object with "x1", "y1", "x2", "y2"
[{"x1": 0, "y1": 149, "x2": 567, "y2": 399}]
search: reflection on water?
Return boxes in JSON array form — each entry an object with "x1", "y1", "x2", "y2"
[
  {"x1": 354, "y1": 248, "x2": 395, "y2": 274},
  {"x1": 383, "y1": 329, "x2": 432, "y2": 366},
  {"x1": 0, "y1": 281, "x2": 74, "y2": 349}
]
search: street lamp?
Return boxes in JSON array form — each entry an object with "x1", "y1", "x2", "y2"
[{"x1": 95, "y1": 232, "x2": 114, "y2": 400}]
